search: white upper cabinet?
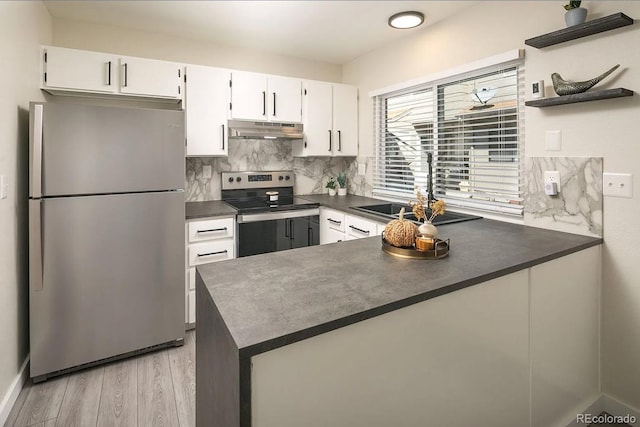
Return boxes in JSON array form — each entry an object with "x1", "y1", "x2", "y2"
[
  {"x1": 43, "y1": 46, "x2": 118, "y2": 94},
  {"x1": 118, "y1": 56, "x2": 182, "y2": 99},
  {"x1": 293, "y1": 80, "x2": 358, "y2": 157},
  {"x1": 41, "y1": 46, "x2": 183, "y2": 102},
  {"x1": 332, "y1": 83, "x2": 358, "y2": 157},
  {"x1": 230, "y1": 71, "x2": 302, "y2": 123},
  {"x1": 297, "y1": 80, "x2": 334, "y2": 156},
  {"x1": 267, "y1": 75, "x2": 303, "y2": 123},
  {"x1": 230, "y1": 71, "x2": 268, "y2": 121},
  {"x1": 185, "y1": 65, "x2": 230, "y2": 157}
]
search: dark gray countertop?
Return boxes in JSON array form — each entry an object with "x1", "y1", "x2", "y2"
[
  {"x1": 297, "y1": 193, "x2": 383, "y2": 210},
  {"x1": 185, "y1": 194, "x2": 383, "y2": 222},
  {"x1": 185, "y1": 201, "x2": 236, "y2": 220},
  {"x1": 197, "y1": 218, "x2": 602, "y2": 356}
]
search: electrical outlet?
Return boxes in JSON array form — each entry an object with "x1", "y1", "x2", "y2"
[
  {"x1": 358, "y1": 163, "x2": 366, "y2": 175},
  {"x1": 544, "y1": 171, "x2": 560, "y2": 183},
  {"x1": 202, "y1": 165, "x2": 212, "y2": 179},
  {"x1": 544, "y1": 171, "x2": 560, "y2": 196},
  {"x1": 603, "y1": 173, "x2": 633, "y2": 198}
]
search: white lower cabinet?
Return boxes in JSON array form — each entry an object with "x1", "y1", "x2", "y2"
[
  {"x1": 320, "y1": 207, "x2": 384, "y2": 244},
  {"x1": 319, "y1": 208, "x2": 345, "y2": 244},
  {"x1": 185, "y1": 216, "x2": 235, "y2": 327},
  {"x1": 345, "y1": 214, "x2": 380, "y2": 240}
]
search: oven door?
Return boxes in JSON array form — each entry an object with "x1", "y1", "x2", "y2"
[{"x1": 237, "y1": 209, "x2": 319, "y2": 257}]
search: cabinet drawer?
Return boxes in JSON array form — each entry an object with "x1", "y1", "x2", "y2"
[
  {"x1": 188, "y1": 239, "x2": 235, "y2": 266},
  {"x1": 320, "y1": 208, "x2": 345, "y2": 232},
  {"x1": 188, "y1": 217, "x2": 234, "y2": 242},
  {"x1": 323, "y1": 227, "x2": 345, "y2": 244},
  {"x1": 346, "y1": 215, "x2": 379, "y2": 239}
]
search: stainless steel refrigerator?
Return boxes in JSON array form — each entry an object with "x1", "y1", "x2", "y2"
[{"x1": 28, "y1": 102, "x2": 185, "y2": 382}]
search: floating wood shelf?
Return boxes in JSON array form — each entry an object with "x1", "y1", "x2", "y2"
[
  {"x1": 525, "y1": 12, "x2": 634, "y2": 48},
  {"x1": 525, "y1": 88, "x2": 634, "y2": 107}
]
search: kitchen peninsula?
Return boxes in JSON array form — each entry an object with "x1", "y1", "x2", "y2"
[{"x1": 196, "y1": 218, "x2": 602, "y2": 427}]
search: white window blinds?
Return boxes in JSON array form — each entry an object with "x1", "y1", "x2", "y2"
[{"x1": 373, "y1": 62, "x2": 524, "y2": 216}]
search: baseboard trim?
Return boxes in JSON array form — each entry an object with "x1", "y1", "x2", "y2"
[
  {"x1": 567, "y1": 394, "x2": 640, "y2": 426},
  {"x1": 0, "y1": 355, "x2": 30, "y2": 426},
  {"x1": 602, "y1": 394, "x2": 640, "y2": 426}
]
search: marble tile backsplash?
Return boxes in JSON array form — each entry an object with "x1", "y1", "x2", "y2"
[
  {"x1": 187, "y1": 146, "x2": 603, "y2": 238},
  {"x1": 186, "y1": 139, "x2": 371, "y2": 201},
  {"x1": 524, "y1": 157, "x2": 603, "y2": 237}
]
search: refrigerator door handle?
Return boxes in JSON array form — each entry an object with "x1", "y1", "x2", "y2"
[
  {"x1": 29, "y1": 200, "x2": 44, "y2": 291},
  {"x1": 31, "y1": 103, "x2": 43, "y2": 198}
]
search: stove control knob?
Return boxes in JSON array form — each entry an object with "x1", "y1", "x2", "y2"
[
  {"x1": 278, "y1": 175, "x2": 284, "y2": 181},
  {"x1": 285, "y1": 175, "x2": 291, "y2": 181},
  {"x1": 236, "y1": 177, "x2": 242, "y2": 183},
  {"x1": 228, "y1": 177, "x2": 234, "y2": 183}
]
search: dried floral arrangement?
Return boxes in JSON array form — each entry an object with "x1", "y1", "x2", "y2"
[{"x1": 408, "y1": 188, "x2": 447, "y2": 223}]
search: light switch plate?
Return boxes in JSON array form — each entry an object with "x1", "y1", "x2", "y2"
[
  {"x1": 603, "y1": 173, "x2": 633, "y2": 198},
  {"x1": 202, "y1": 165, "x2": 212, "y2": 179},
  {"x1": 0, "y1": 175, "x2": 6, "y2": 199},
  {"x1": 358, "y1": 163, "x2": 366, "y2": 175},
  {"x1": 545, "y1": 130, "x2": 562, "y2": 151}
]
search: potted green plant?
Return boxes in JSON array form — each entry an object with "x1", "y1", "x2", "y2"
[
  {"x1": 564, "y1": 1, "x2": 587, "y2": 27},
  {"x1": 336, "y1": 172, "x2": 347, "y2": 196},
  {"x1": 325, "y1": 177, "x2": 337, "y2": 196}
]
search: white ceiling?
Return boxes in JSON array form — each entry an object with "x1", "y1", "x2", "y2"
[{"x1": 44, "y1": 1, "x2": 476, "y2": 64}]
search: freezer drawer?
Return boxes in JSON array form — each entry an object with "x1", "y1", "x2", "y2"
[
  {"x1": 30, "y1": 102, "x2": 184, "y2": 197},
  {"x1": 29, "y1": 191, "x2": 185, "y2": 379}
]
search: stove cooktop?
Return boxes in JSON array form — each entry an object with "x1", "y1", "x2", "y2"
[{"x1": 224, "y1": 196, "x2": 318, "y2": 214}]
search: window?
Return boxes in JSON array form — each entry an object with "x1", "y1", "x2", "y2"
[{"x1": 373, "y1": 59, "x2": 524, "y2": 216}]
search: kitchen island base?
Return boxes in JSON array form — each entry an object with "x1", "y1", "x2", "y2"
[{"x1": 197, "y1": 245, "x2": 600, "y2": 427}]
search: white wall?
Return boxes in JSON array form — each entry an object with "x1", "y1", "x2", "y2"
[
  {"x1": 52, "y1": 17, "x2": 342, "y2": 82},
  {"x1": 0, "y1": 0, "x2": 52, "y2": 421},
  {"x1": 344, "y1": 1, "x2": 640, "y2": 410}
]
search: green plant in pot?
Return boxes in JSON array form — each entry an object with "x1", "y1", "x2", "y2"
[
  {"x1": 564, "y1": 0, "x2": 587, "y2": 27},
  {"x1": 336, "y1": 172, "x2": 347, "y2": 196},
  {"x1": 326, "y1": 177, "x2": 337, "y2": 196}
]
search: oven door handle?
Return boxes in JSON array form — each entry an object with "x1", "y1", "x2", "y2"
[{"x1": 237, "y1": 208, "x2": 319, "y2": 223}]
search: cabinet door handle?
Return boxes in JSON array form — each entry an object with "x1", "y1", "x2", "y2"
[
  {"x1": 197, "y1": 250, "x2": 228, "y2": 257},
  {"x1": 338, "y1": 130, "x2": 342, "y2": 152},
  {"x1": 221, "y1": 124, "x2": 225, "y2": 150},
  {"x1": 123, "y1": 63, "x2": 128, "y2": 87},
  {"x1": 262, "y1": 91, "x2": 266, "y2": 116},
  {"x1": 197, "y1": 227, "x2": 227, "y2": 234},
  {"x1": 349, "y1": 225, "x2": 370, "y2": 235},
  {"x1": 107, "y1": 61, "x2": 111, "y2": 86},
  {"x1": 273, "y1": 92, "x2": 277, "y2": 116},
  {"x1": 327, "y1": 218, "x2": 341, "y2": 225},
  {"x1": 289, "y1": 219, "x2": 294, "y2": 240},
  {"x1": 328, "y1": 130, "x2": 332, "y2": 152}
]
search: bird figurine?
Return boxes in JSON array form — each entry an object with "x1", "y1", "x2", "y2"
[{"x1": 551, "y1": 64, "x2": 620, "y2": 96}]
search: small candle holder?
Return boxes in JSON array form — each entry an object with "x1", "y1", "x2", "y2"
[{"x1": 415, "y1": 233, "x2": 435, "y2": 251}]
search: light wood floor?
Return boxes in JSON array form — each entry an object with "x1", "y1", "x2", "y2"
[{"x1": 5, "y1": 330, "x2": 195, "y2": 427}]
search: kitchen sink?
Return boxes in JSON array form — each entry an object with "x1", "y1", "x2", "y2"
[{"x1": 350, "y1": 203, "x2": 482, "y2": 225}]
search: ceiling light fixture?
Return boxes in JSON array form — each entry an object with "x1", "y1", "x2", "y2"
[{"x1": 388, "y1": 11, "x2": 425, "y2": 29}]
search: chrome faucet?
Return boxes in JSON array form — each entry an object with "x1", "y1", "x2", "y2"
[{"x1": 426, "y1": 152, "x2": 436, "y2": 207}]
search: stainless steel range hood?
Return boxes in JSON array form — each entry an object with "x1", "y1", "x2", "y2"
[{"x1": 227, "y1": 120, "x2": 303, "y2": 140}]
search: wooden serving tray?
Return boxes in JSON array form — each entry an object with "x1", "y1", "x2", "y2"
[{"x1": 381, "y1": 235, "x2": 450, "y2": 260}]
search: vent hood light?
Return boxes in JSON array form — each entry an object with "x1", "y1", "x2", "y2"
[
  {"x1": 227, "y1": 120, "x2": 304, "y2": 140},
  {"x1": 388, "y1": 11, "x2": 424, "y2": 29}
]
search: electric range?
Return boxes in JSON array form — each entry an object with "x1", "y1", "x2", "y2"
[{"x1": 221, "y1": 171, "x2": 320, "y2": 257}]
